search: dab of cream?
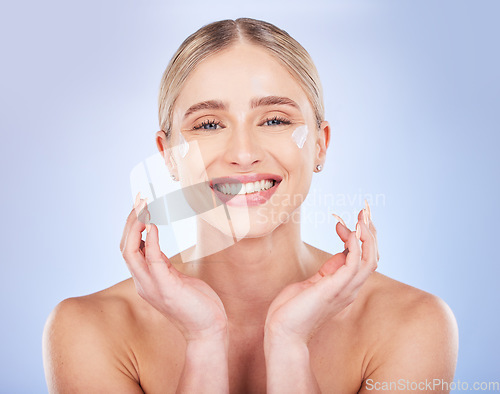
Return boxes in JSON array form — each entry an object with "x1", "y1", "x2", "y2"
[
  {"x1": 291, "y1": 125, "x2": 308, "y2": 149},
  {"x1": 178, "y1": 132, "x2": 189, "y2": 158}
]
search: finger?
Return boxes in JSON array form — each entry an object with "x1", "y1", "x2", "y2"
[
  {"x1": 346, "y1": 218, "x2": 378, "y2": 292},
  {"x1": 313, "y1": 215, "x2": 370, "y2": 306},
  {"x1": 317, "y1": 227, "x2": 361, "y2": 282},
  {"x1": 336, "y1": 222, "x2": 351, "y2": 244},
  {"x1": 122, "y1": 199, "x2": 149, "y2": 252},
  {"x1": 332, "y1": 214, "x2": 351, "y2": 243},
  {"x1": 315, "y1": 215, "x2": 358, "y2": 280},
  {"x1": 123, "y1": 244, "x2": 152, "y2": 286},
  {"x1": 120, "y1": 206, "x2": 137, "y2": 253},
  {"x1": 361, "y1": 199, "x2": 377, "y2": 236},
  {"x1": 314, "y1": 254, "x2": 345, "y2": 283},
  {"x1": 355, "y1": 211, "x2": 376, "y2": 266},
  {"x1": 121, "y1": 200, "x2": 152, "y2": 284},
  {"x1": 144, "y1": 222, "x2": 171, "y2": 267},
  {"x1": 359, "y1": 209, "x2": 377, "y2": 236},
  {"x1": 311, "y1": 216, "x2": 351, "y2": 281},
  {"x1": 145, "y1": 222, "x2": 184, "y2": 283},
  {"x1": 359, "y1": 220, "x2": 377, "y2": 270},
  {"x1": 359, "y1": 201, "x2": 380, "y2": 261},
  {"x1": 120, "y1": 192, "x2": 143, "y2": 252},
  {"x1": 344, "y1": 220, "x2": 362, "y2": 270},
  {"x1": 315, "y1": 262, "x2": 358, "y2": 303},
  {"x1": 120, "y1": 196, "x2": 148, "y2": 253},
  {"x1": 331, "y1": 215, "x2": 351, "y2": 257},
  {"x1": 320, "y1": 224, "x2": 366, "y2": 302}
]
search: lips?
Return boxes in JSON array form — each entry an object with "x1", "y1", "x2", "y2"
[
  {"x1": 209, "y1": 173, "x2": 283, "y2": 187},
  {"x1": 209, "y1": 173, "x2": 282, "y2": 207}
]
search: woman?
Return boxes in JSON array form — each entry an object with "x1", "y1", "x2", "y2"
[{"x1": 43, "y1": 18, "x2": 458, "y2": 393}]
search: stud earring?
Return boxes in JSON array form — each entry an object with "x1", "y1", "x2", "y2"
[
  {"x1": 170, "y1": 174, "x2": 178, "y2": 181},
  {"x1": 315, "y1": 164, "x2": 322, "y2": 172}
]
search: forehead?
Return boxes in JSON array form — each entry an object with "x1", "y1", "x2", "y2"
[{"x1": 174, "y1": 43, "x2": 310, "y2": 114}]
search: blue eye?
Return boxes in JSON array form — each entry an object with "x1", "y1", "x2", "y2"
[
  {"x1": 194, "y1": 119, "x2": 221, "y2": 130},
  {"x1": 263, "y1": 116, "x2": 291, "y2": 126}
]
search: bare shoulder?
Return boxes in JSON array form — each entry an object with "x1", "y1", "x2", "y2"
[
  {"x1": 357, "y1": 272, "x2": 459, "y2": 391},
  {"x1": 42, "y1": 279, "x2": 145, "y2": 393},
  {"x1": 361, "y1": 272, "x2": 457, "y2": 334},
  {"x1": 44, "y1": 279, "x2": 142, "y2": 340}
]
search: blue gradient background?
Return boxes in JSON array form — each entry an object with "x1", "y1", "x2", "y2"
[{"x1": 1, "y1": 0, "x2": 498, "y2": 392}]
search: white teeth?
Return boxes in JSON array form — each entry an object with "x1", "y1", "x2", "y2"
[
  {"x1": 246, "y1": 183, "x2": 255, "y2": 193},
  {"x1": 215, "y1": 180, "x2": 276, "y2": 195}
]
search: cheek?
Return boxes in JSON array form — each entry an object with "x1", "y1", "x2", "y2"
[
  {"x1": 175, "y1": 139, "x2": 213, "y2": 183},
  {"x1": 291, "y1": 125, "x2": 309, "y2": 148},
  {"x1": 266, "y1": 129, "x2": 315, "y2": 170}
]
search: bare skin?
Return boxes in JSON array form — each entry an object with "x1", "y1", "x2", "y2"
[
  {"x1": 43, "y1": 43, "x2": 458, "y2": 393},
  {"x1": 43, "y1": 244, "x2": 458, "y2": 393},
  {"x1": 43, "y1": 206, "x2": 458, "y2": 393}
]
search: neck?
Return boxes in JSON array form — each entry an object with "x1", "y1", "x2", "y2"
[{"x1": 182, "y1": 210, "x2": 320, "y2": 329}]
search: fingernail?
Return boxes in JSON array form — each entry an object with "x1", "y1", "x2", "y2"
[
  {"x1": 331, "y1": 213, "x2": 347, "y2": 227},
  {"x1": 355, "y1": 223, "x2": 361, "y2": 240},
  {"x1": 146, "y1": 223, "x2": 151, "y2": 233},
  {"x1": 137, "y1": 199, "x2": 146, "y2": 211},
  {"x1": 363, "y1": 209, "x2": 369, "y2": 226},
  {"x1": 135, "y1": 198, "x2": 147, "y2": 217},
  {"x1": 364, "y1": 199, "x2": 371, "y2": 220},
  {"x1": 134, "y1": 192, "x2": 141, "y2": 209}
]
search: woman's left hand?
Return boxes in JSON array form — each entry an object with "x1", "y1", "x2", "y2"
[{"x1": 264, "y1": 206, "x2": 379, "y2": 345}]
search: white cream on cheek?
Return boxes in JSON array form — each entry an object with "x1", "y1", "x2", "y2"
[{"x1": 291, "y1": 125, "x2": 309, "y2": 149}]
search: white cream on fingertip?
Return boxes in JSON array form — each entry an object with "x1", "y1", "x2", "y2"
[{"x1": 291, "y1": 125, "x2": 309, "y2": 148}]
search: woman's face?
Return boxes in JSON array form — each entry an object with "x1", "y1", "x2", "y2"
[{"x1": 158, "y1": 43, "x2": 329, "y2": 239}]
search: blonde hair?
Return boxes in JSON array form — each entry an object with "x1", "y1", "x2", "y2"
[{"x1": 158, "y1": 18, "x2": 324, "y2": 139}]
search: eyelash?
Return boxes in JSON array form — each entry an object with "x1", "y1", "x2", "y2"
[
  {"x1": 262, "y1": 116, "x2": 291, "y2": 126},
  {"x1": 192, "y1": 116, "x2": 292, "y2": 130},
  {"x1": 193, "y1": 119, "x2": 221, "y2": 130}
]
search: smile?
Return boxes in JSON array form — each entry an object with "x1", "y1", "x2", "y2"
[
  {"x1": 209, "y1": 174, "x2": 282, "y2": 206},
  {"x1": 214, "y1": 179, "x2": 276, "y2": 195}
]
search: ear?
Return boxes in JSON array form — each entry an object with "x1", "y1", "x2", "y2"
[
  {"x1": 315, "y1": 121, "x2": 331, "y2": 166},
  {"x1": 155, "y1": 130, "x2": 178, "y2": 178}
]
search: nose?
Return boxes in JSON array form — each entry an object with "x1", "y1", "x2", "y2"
[{"x1": 222, "y1": 126, "x2": 263, "y2": 170}]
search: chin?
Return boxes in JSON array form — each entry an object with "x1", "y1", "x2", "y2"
[{"x1": 198, "y1": 204, "x2": 295, "y2": 240}]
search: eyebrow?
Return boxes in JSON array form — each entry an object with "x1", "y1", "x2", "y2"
[
  {"x1": 250, "y1": 96, "x2": 300, "y2": 111},
  {"x1": 183, "y1": 100, "x2": 227, "y2": 120},
  {"x1": 183, "y1": 96, "x2": 300, "y2": 120}
]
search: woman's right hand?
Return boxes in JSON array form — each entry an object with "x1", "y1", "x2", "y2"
[{"x1": 120, "y1": 195, "x2": 228, "y2": 342}]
